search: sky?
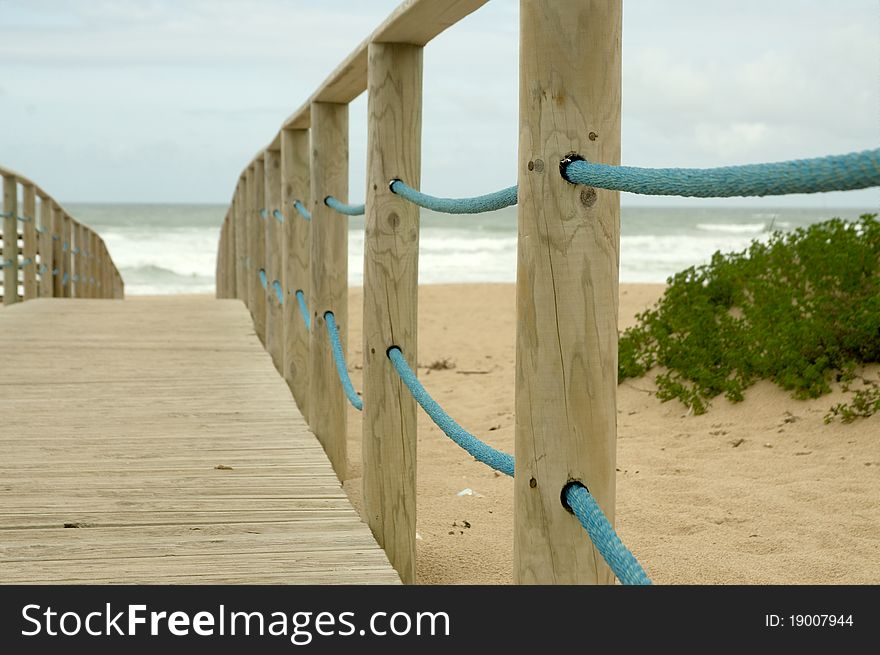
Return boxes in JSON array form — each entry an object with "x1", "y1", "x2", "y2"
[{"x1": 0, "y1": 0, "x2": 878, "y2": 208}]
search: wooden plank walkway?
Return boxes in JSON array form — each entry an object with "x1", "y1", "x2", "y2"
[{"x1": 0, "y1": 297, "x2": 399, "y2": 584}]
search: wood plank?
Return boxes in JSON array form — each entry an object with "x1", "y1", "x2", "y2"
[
  {"x1": 278, "y1": 0, "x2": 489, "y2": 132},
  {"x1": 0, "y1": 297, "x2": 399, "y2": 584},
  {"x1": 514, "y1": 0, "x2": 622, "y2": 584},
  {"x1": 362, "y1": 42, "x2": 423, "y2": 585}
]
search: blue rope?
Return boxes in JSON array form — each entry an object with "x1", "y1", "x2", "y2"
[
  {"x1": 62, "y1": 242, "x2": 69, "y2": 252},
  {"x1": 293, "y1": 200, "x2": 312, "y2": 221},
  {"x1": 39, "y1": 264, "x2": 47, "y2": 274},
  {"x1": 0, "y1": 211, "x2": 11, "y2": 218},
  {"x1": 294, "y1": 290, "x2": 310, "y2": 330},
  {"x1": 35, "y1": 226, "x2": 47, "y2": 234},
  {"x1": 324, "y1": 196, "x2": 365, "y2": 216},
  {"x1": 72, "y1": 247, "x2": 80, "y2": 256},
  {"x1": 324, "y1": 311, "x2": 363, "y2": 411},
  {"x1": 17, "y1": 215, "x2": 31, "y2": 223},
  {"x1": 62, "y1": 272, "x2": 69, "y2": 285},
  {"x1": 52, "y1": 235, "x2": 59, "y2": 241},
  {"x1": 260, "y1": 208, "x2": 268, "y2": 220},
  {"x1": 0, "y1": 258, "x2": 12, "y2": 269},
  {"x1": 272, "y1": 280, "x2": 284, "y2": 305},
  {"x1": 388, "y1": 347, "x2": 514, "y2": 476},
  {"x1": 273, "y1": 209, "x2": 285, "y2": 223},
  {"x1": 390, "y1": 179, "x2": 517, "y2": 214},
  {"x1": 562, "y1": 148, "x2": 880, "y2": 197},
  {"x1": 565, "y1": 484, "x2": 652, "y2": 586},
  {"x1": 20, "y1": 258, "x2": 33, "y2": 268},
  {"x1": 388, "y1": 346, "x2": 650, "y2": 585},
  {"x1": 52, "y1": 268, "x2": 59, "y2": 276},
  {"x1": 259, "y1": 268, "x2": 267, "y2": 290}
]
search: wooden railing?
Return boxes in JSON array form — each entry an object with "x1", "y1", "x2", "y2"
[
  {"x1": 1, "y1": 166, "x2": 123, "y2": 304},
  {"x1": 215, "y1": 0, "x2": 621, "y2": 585}
]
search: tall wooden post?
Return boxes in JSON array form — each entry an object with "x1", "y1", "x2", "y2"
[
  {"x1": 264, "y1": 147, "x2": 283, "y2": 372},
  {"x1": 308, "y1": 101, "x2": 349, "y2": 479},
  {"x1": 234, "y1": 178, "x2": 249, "y2": 303},
  {"x1": 89, "y1": 231, "x2": 99, "y2": 298},
  {"x1": 250, "y1": 158, "x2": 267, "y2": 343},
  {"x1": 75, "y1": 223, "x2": 86, "y2": 298},
  {"x1": 38, "y1": 195, "x2": 53, "y2": 298},
  {"x1": 2, "y1": 175, "x2": 17, "y2": 305},
  {"x1": 224, "y1": 212, "x2": 236, "y2": 299},
  {"x1": 361, "y1": 42, "x2": 423, "y2": 584},
  {"x1": 21, "y1": 183, "x2": 37, "y2": 300},
  {"x1": 281, "y1": 128, "x2": 311, "y2": 420},
  {"x1": 514, "y1": 0, "x2": 622, "y2": 585},
  {"x1": 51, "y1": 204, "x2": 63, "y2": 298},
  {"x1": 61, "y1": 214, "x2": 72, "y2": 298}
]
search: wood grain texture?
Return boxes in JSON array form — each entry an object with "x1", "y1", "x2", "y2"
[
  {"x1": 2, "y1": 175, "x2": 17, "y2": 304},
  {"x1": 264, "y1": 149, "x2": 283, "y2": 372},
  {"x1": 21, "y1": 183, "x2": 37, "y2": 300},
  {"x1": 89, "y1": 231, "x2": 99, "y2": 299},
  {"x1": 38, "y1": 195, "x2": 53, "y2": 298},
  {"x1": 75, "y1": 223, "x2": 86, "y2": 298},
  {"x1": 308, "y1": 102, "x2": 349, "y2": 480},
  {"x1": 361, "y1": 42, "x2": 422, "y2": 585},
  {"x1": 251, "y1": 158, "x2": 267, "y2": 343},
  {"x1": 281, "y1": 128, "x2": 311, "y2": 420},
  {"x1": 0, "y1": 296, "x2": 399, "y2": 585},
  {"x1": 514, "y1": 0, "x2": 622, "y2": 584},
  {"x1": 245, "y1": 168, "x2": 256, "y2": 313}
]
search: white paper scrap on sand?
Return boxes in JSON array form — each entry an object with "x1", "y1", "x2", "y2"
[{"x1": 456, "y1": 488, "x2": 483, "y2": 497}]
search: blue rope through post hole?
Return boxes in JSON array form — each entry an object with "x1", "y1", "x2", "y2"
[
  {"x1": 324, "y1": 311, "x2": 363, "y2": 411},
  {"x1": 293, "y1": 200, "x2": 312, "y2": 221},
  {"x1": 62, "y1": 272, "x2": 69, "y2": 285},
  {"x1": 388, "y1": 346, "x2": 651, "y2": 585},
  {"x1": 39, "y1": 264, "x2": 47, "y2": 274},
  {"x1": 259, "y1": 268, "x2": 267, "y2": 290},
  {"x1": 260, "y1": 208, "x2": 268, "y2": 220},
  {"x1": 324, "y1": 196, "x2": 365, "y2": 216},
  {"x1": 562, "y1": 148, "x2": 880, "y2": 197},
  {"x1": 20, "y1": 258, "x2": 33, "y2": 268},
  {"x1": 52, "y1": 268, "x2": 59, "y2": 276},
  {"x1": 294, "y1": 290, "x2": 310, "y2": 330},
  {"x1": 565, "y1": 484, "x2": 653, "y2": 586},
  {"x1": 273, "y1": 209, "x2": 285, "y2": 223},
  {"x1": 387, "y1": 347, "x2": 514, "y2": 476},
  {"x1": 272, "y1": 280, "x2": 284, "y2": 306},
  {"x1": 390, "y1": 179, "x2": 517, "y2": 214},
  {"x1": 63, "y1": 242, "x2": 69, "y2": 252},
  {"x1": 17, "y1": 215, "x2": 31, "y2": 223}
]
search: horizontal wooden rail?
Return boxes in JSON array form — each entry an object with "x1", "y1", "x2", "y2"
[{"x1": 1, "y1": 165, "x2": 124, "y2": 304}]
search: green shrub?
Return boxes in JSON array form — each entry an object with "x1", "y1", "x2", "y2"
[{"x1": 619, "y1": 214, "x2": 880, "y2": 419}]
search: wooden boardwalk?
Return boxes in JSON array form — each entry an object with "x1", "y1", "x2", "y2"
[{"x1": 0, "y1": 297, "x2": 399, "y2": 584}]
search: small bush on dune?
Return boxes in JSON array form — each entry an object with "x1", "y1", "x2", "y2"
[{"x1": 618, "y1": 214, "x2": 880, "y2": 420}]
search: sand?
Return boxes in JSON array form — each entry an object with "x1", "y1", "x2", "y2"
[{"x1": 341, "y1": 283, "x2": 879, "y2": 584}]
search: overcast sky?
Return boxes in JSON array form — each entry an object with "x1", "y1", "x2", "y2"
[{"x1": 1, "y1": 0, "x2": 878, "y2": 207}]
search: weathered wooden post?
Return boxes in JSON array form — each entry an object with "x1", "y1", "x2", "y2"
[
  {"x1": 234, "y1": 178, "x2": 249, "y2": 303},
  {"x1": 38, "y1": 194, "x2": 53, "y2": 298},
  {"x1": 21, "y1": 182, "x2": 37, "y2": 300},
  {"x1": 224, "y1": 211, "x2": 236, "y2": 299},
  {"x1": 61, "y1": 214, "x2": 72, "y2": 298},
  {"x1": 308, "y1": 101, "x2": 349, "y2": 479},
  {"x1": 264, "y1": 147, "x2": 283, "y2": 372},
  {"x1": 51, "y1": 204, "x2": 63, "y2": 298},
  {"x1": 250, "y1": 158, "x2": 267, "y2": 342},
  {"x1": 75, "y1": 222, "x2": 86, "y2": 298},
  {"x1": 361, "y1": 41, "x2": 423, "y2": 584},
  {"x1": 245, "y1": 168, "x2": 256, "y2": 313},
  {"x1": 514, "y1": 0, "x2": 622, "y2": 584},
  {"x1": 89, "y1": 231, "x2": 99, "y2": 298},
  {"x1": 2, "y1": 174, "x2": 17, "y2": 305},
  {"x1": 281, "y1": 127, "x2": 311, "y2": 419}
]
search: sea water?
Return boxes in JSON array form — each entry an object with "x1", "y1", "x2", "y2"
[{"x1": 66, "y1": 203, "x2": 876, "y2": 295}]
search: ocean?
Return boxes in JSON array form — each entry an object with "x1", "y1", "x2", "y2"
[{"x1": 66, "y1": 204, "x2": 877, "y2": 295}]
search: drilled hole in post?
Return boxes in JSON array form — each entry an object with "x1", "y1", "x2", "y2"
[{"x1": 560, "y1": 480, "x2": 588, "y2": 514}]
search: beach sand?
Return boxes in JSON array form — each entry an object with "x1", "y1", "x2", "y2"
[{"x1": 342, "y1": 283, "x2": 880, "y2": 584}]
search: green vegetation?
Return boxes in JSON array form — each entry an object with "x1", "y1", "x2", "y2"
[{"x1": 618, "y1": 214, "x2": 880, "y2": 420}]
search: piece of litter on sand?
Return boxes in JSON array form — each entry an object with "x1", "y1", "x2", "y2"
[
  {"x1": 456, "y1": 488, "x2": 483, "y2": 497},
  {"x1": 416, "y1": 532, "x2": 423, "y2": 541}
]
